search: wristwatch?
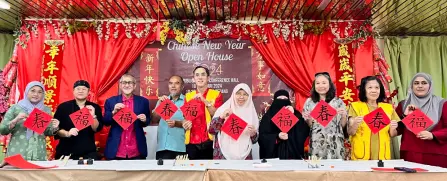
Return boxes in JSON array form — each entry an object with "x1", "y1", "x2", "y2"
[{"x1": 206, "y1": 102, "x2": 212, "y2": 107}]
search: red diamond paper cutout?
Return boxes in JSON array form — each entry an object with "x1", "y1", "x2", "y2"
[
  {"x1": 154, "y1": 99, "x2": 178, "y2": 120},
  {"x1": 113, "y1": 107, "x2": 138, "y2": 130},
  {"x1": 69, "y1": 107, "x2": 94, "y2": 131},
  {"x1": 309, "y1": 100, "x2": 337, "y2": 127},
  {"x1": 23, "y1": 108, "x2": 52, "y2": 134},
  {"x1": 271, "y1": 107, "x2": 299, "y2": 133},
  {"x1": 180, "y1": 99, "x2": 204, "y2": 121},
  {"x1": 364, "y1": 107, "x2": 391, "y2": 134},
  {"x1": 221, "y1": 113, "x2": 248, "y2": 140},
  {"x1": 402, "y1": 109, "x2": 434, "y2": 135}
]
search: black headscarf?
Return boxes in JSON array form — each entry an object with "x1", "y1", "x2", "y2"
[
  {"x1": 259, "y1": 90, "x2": 310, "y2": 159},
  {"x1": 267, "y1": 90, "x2": 292, "y2": 114}
]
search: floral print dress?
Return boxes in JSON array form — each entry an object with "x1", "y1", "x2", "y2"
[
  {"x1": 0, "y1": 105, "x2": 56, "y2": 161},
  {"x1": 303, "y1": 98, "x2": 346, "y2": 159}
]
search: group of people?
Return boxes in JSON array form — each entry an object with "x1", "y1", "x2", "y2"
[{"x1": 1, "y1": 65, "x2": 446, "y2": 168}]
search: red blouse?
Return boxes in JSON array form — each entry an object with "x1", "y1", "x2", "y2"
[{"x1": 396, "y1": 101, "x2": 447, "y2": 155}]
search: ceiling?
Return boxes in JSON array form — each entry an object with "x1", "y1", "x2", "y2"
[{"x1": 0, "y1": 0, "x2": 446, "y2": 36}]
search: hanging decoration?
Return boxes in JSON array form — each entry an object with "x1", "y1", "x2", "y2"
[
  {"x1": 332, "y1": 21, "x2": 373, "y2": 48},
  {"x1": 15, "y1": 19, "x2": 373, "y2": 49},
  {"x1": 40, "y1": 40, "x2": 65, "y2": 160},
  {"x1": 372, "y1": 39, "x2": 397, "y2": 103},
  {"x1": 335, "y1": 43, "x2": 357, "y2": 105}
]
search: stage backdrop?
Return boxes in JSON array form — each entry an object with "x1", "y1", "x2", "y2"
[
  {"x1": 128, "y1": 38, "x2": 293, "y2": 116},
  {"x1": 127, "y1": 39, "x2": 292, "y2": 159}
]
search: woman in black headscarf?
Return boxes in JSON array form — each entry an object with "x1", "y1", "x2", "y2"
[{"x1": 258, "y1": 90, "x2": 310, "y2": 159}]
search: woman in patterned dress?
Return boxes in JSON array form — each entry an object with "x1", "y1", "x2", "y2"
[
  {"x1": 302, "y1": 72, "x2": 348, "y2": 159},
  {"x1": 209, "y1": 83, "x2": 258, "y2": 160},
  {"x1": 0, "y1": 81, "x2": 59, "y2": 161}
]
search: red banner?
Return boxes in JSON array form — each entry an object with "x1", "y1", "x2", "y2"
[
  {"x1": 335, "y1": 43, "x2": 357, "y2": 160},
  {"x1": 41, "y1": 40, "x2": 63, "y2": 113},
  {"x1": 139, "y1": 48, "x2": 160, "y2": 99},
  {"x1": 335, "y1": 44, "x2": 357, "y2": 105},
  {"x1": 251, "y1": 47, "x2": 272, "y2": 96},
  {"x1": 41, "y1": 40, "x2": 64, "y2": 160}
]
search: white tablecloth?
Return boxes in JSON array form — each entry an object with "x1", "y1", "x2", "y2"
[{"x1": 16, "y1": 159, "x2": 446, "y2": 172}]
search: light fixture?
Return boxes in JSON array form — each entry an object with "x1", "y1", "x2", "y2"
[{"x1": 0, "y1": 0, "x2": 10, "y2": 10}]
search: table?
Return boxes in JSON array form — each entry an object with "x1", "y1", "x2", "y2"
[
  {"x1": 204, "y1": 160, "x2": 447, "y2": 181},
  {"x1": 1, "y1": 160, "x2": 208, "y2": 181},
  {"x1": 1, "y1": 159, "x2": 446, "y2": 181}
]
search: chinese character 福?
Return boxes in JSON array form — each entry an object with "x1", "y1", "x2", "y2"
[
  {"x1": 185, "y1": 105, "x2": 198, "y2": 117},
  {"x1": 410, "y1": 117, "x2": 427, "y2": 128},
  {"x1": 277, "y1": 113, "x2": 292, "y2": 127},
  {"x1": 74, "y1": 112, "x2": 91, "y2": 126},
  {"x1": 118, "y1": 113, "x2": 133, "y2": 123}
]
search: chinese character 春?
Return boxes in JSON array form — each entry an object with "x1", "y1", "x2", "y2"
[
  {"x1": 45, "y1": 45, "x2": 60, "y2": 59},
  {"x1": 118, "y1": 113, "x2": 133, "y2": 123},
  {"x1": 31, "y1": 112, "x2": 49, "y2": 128},
  {"x1": 316, "y1": 105, "x2": 334, "y2": 122},
  {"x1": 368, "y1": 112, "x2": 387, "y2": 129},
  {"x1": 338, "y1": 72, "x2": 354, "y2": 86},
  {"x1": 160, "y1": 103, "x2": 175, "y2": 117},
  {"x1": 338, "y1": 44, "x2": 350, "y2": 58},
  {"x1": 229, "y1": 118, "x2": 244, "y2": 135},
  {"x1": 410, "y1": 117, "x2": 427, "y2": 128}
]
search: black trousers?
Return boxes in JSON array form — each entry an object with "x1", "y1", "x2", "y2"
[
  {"x1": 156, "y1": 150, "x2": 186, "y2": 159},
  {"x1": 186, "y1": 140, "x2": 213, "y2": 160}
]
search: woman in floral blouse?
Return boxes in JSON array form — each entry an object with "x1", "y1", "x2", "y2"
[
  {"x1": 0, "y1": 81, "x2": 59, "y2": 161},
  {"x1": 209, "y1": 83, "x2": 258, "y2": 160}
]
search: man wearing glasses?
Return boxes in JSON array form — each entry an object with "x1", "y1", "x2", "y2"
[{"x1": 103, "y1": 74, "x2": 151, "y2": 160}]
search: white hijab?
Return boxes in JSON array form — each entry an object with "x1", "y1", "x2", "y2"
[{"x1": 213, "y1": 83, "x2": 259, "y2": 160}]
